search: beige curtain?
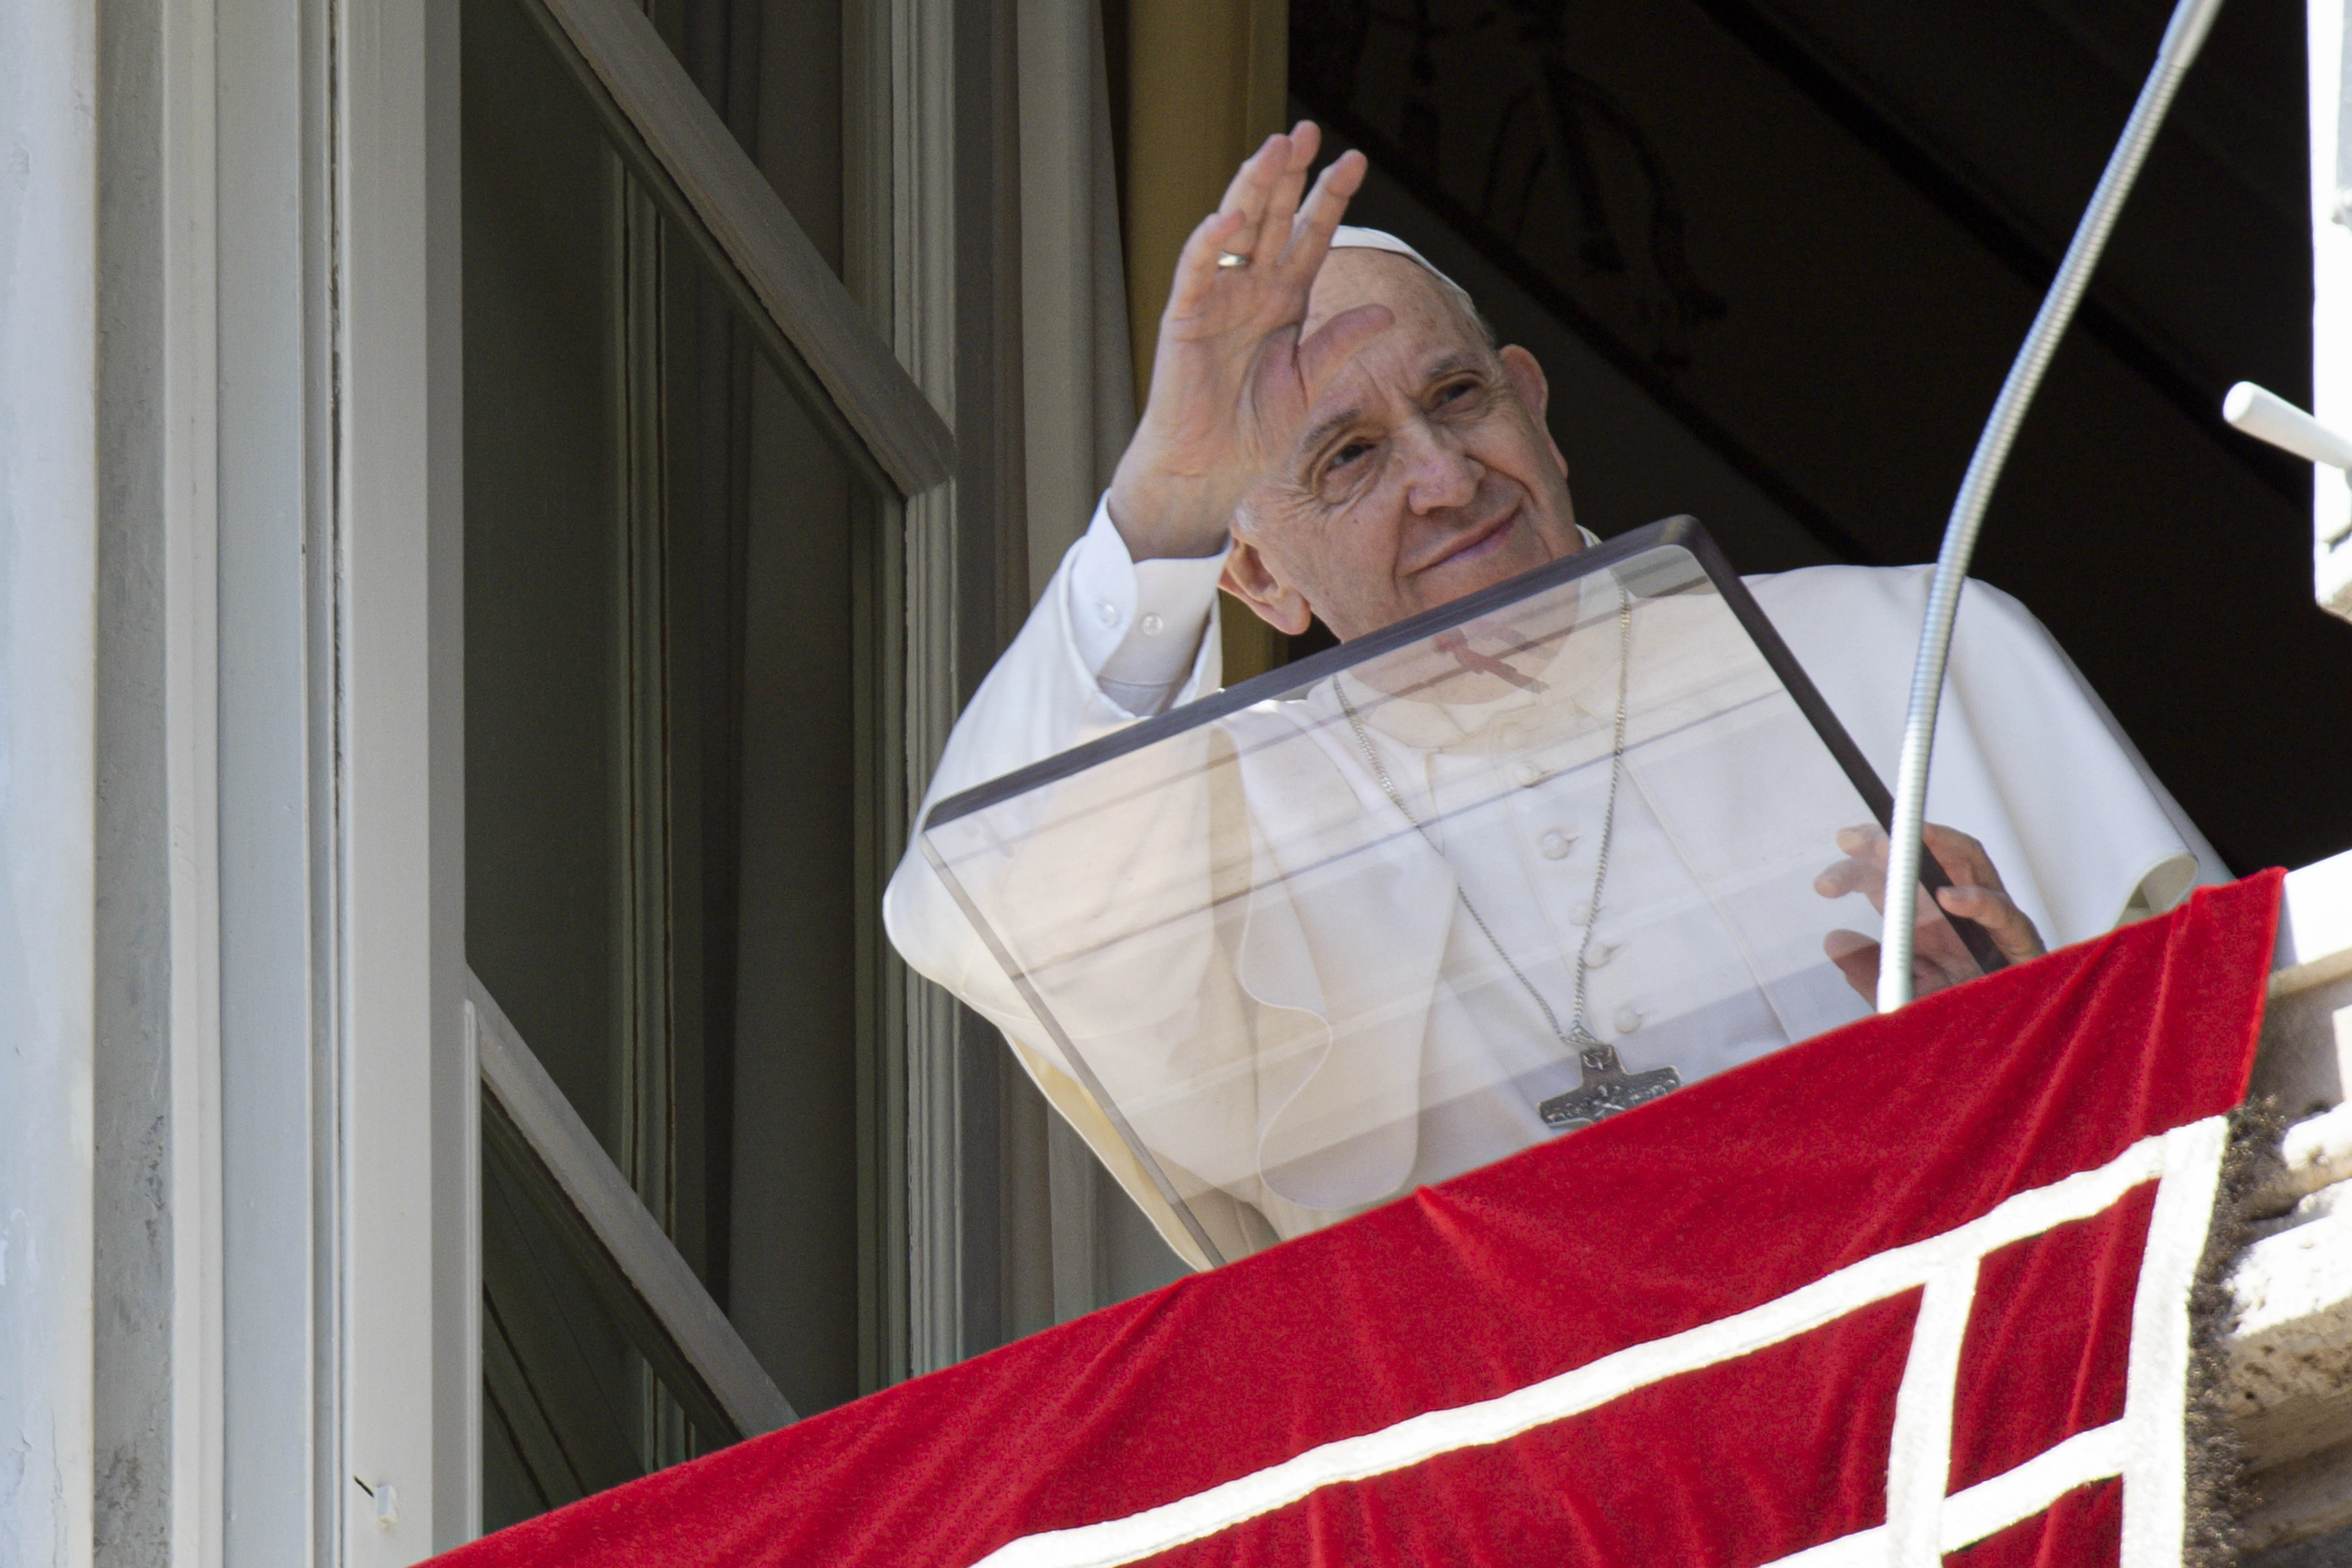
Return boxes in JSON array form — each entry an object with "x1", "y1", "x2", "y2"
[
  {"x1": 1017, "y1": 0, "x2": 1202, "y2": 1319},
  {"x1": 1018, "y1": 0, "x2": 1288, "y2": 655},
  {"x1": 1017, "y1": 0, "x2": 1138, "y2": 601},
  {"x1": 1120, "y1": 0, "x2": 1288, "y2": 683},
  {"x1": 1012, "y1": 0, "x2": 1291, "y2": 1317}
]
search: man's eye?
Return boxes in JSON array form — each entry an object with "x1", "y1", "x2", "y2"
[
  {"x1": 1434, "y1": 379, "x2": 1479, "y2": 408},
  {"x1": 1329, "y1": 439, "x2": 1373, "y2": 471}
]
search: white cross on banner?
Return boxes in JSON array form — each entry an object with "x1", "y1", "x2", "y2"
[{"x1": 438, "y1": 871, "x2": 2282, "y2": 1568}]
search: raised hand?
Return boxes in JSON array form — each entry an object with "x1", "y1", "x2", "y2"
[
  {"x1": 1105, "y1": 123, "x2": 1386, "y2": 561},
  {"x1": 1815, "y1": 823, "x2": 2046, "y2": 1003}
]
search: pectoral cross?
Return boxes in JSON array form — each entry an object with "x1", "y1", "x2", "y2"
[{"x1": 1538, "y1": 1037, "x2": 1681, "y2": 1131}]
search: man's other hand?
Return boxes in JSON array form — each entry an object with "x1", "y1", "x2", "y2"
[
  {"x1": 1105, "y1": 123, "x2": 1384, "y2": 561},
  {"x1": 1815, "y1": 823, "x2": 2046, "y2": 1003}
]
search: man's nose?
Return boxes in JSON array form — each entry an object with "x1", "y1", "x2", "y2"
[{"x1": 1400, "y1": 423, "x2": 1483, "y2": 514}]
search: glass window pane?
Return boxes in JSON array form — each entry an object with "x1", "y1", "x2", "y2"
[
  {"x1": 481, "y1": 1128, "x2": 705, "y2": 1529},
  {"x1": 462, "y1": 0, "x2": 892, "y2": 1516}
]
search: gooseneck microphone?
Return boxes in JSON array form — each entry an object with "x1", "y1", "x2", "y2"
[{"x1": 1877, "y1": 0, "x2": 2230, "y2": 1011}]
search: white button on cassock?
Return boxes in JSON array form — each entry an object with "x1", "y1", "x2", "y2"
[
  {"x1": 1097, "y1": 601, "x2": 1120, "y2": 627},
  {"x1": 1614, "y1": 1006, "x2": 1644, "y2": 1034},
  {"x1": 1538, "y1": 830, "x2": 1576, "y2": 860},
  {"x1": 1139, "y1": 613, "x2": 1164, "y2": 636},
  {"x1": 1584, "y1": 942, "x2": 1615, "y2": 967},
  {"x1": 1510, "y1": 760, "x2": 1548, "y2": 788}
]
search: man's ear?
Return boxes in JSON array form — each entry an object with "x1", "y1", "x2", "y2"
[
  {"x1": 1500, "y1": 344, "x2": 1568, "y2": 479},
  {"x1": 1220, "y1": 541, "x2": 1315, "y2": 637}
]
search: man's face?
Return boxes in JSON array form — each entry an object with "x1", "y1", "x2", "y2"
[{"x1": 1223, "y1": 251, "x2": 1582, "y2": 641}]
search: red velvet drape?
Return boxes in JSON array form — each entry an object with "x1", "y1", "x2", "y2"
[{"x1": 441, "y1": 871, "x2": 2279, "y2": 1568}]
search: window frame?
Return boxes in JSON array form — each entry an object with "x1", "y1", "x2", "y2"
[{"x1": 323, "y1": 0, "x2": 967, "y2": 1548}]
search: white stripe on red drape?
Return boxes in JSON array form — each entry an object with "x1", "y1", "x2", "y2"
[{"x1": 973, "y1": 1116, "x2": 2228, "y2": 1568}]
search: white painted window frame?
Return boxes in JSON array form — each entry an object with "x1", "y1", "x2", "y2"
[
  {"x1": 174, "y1": 0, "x2": 1007, "y2": 1541},
  {"x1": 468, "y1": 973, "x2": 797, "y2": 1439},
  {"x1": 317, "y1": 0, "x2": 963, "y2": 1555}
]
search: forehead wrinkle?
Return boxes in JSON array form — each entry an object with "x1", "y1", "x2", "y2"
[{"x1": 1290, "y1": 342, "x2": 1494, "y2": 467}]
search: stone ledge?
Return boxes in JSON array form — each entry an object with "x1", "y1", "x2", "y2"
[
  {"x1": 2237, "y1": 868, "x2": 2352, "y2": 1560},
  {"x1": 2224, "y1": 1192, "x2": 2352, "y2": 1469},
  {"x1": 2248, "y1": 1104, "x2": 2352, "y2": 1220},
  {"x1": 2240, "y1": 1437, "x2": 2352, "y2": 1555},
  {"x1": 2244, "y1": 1512, "x2": 2352, "y2": 1567}
]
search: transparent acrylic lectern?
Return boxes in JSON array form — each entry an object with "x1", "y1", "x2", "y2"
[{"x1": 920, "y1": 518, "x2": 1995, "y2": 1265}]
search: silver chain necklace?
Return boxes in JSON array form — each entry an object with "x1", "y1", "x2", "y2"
[{"x1": 1334, "y1": 583, "x2": 1680, "y2": 1130}]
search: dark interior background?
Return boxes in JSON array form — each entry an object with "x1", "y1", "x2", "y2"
[{"x1": 1273, "y1": 0, "x2": 2341, "y2": 875}]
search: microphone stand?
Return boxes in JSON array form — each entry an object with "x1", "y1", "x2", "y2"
[{"x1": 1877, "y1": 0, "x2": 2230, "y2": 1011}]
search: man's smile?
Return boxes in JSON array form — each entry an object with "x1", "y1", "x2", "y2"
[{"x1": 1407, "y1": 503, "x2": 1522, "y2": 578}]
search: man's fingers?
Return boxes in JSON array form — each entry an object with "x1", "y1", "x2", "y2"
[
  {"x1": 1923, "y1": 823, "x2": 2003, "y2": 894},
  {"x1": 1168, "y1": 134, "x2": 1357, "y2": 330},
  {"x1": 1251, "y1": 122, "x2": 1321, "y2": 263},
  {"x1": 1828, "y1": 822, "x2": 2038, "y2": 1001},
  {"x1": 1823, "y1": 929, "x2": 1880, "y2": 1001},
  {"x1": 1166, "y1": 134, "x2": 1286, "y2": 318},
  {"x1": 1285, "y1": 148, "x2": 1367, "y2": 270},
  {"x1": 1834, "y1": 823, "x2": 1889, "y2": 867},
  {"x1": 1813, "y1": 854, "x2": 1886, "y2": 912},
  {"x1": 1169, "y1": 134, "x2": 1363, "y2": 331},
  {"x1": 1288, "y1": 119, "x2": 1323, "y2": 165},
  {"x1": 1213, "y1": 130, "x2": 1289, "y2": 237},
  {"x1": 1836, "y1": 822, "x2": 2012, "y2": 911},
  {"x1": 1934, "y1": 883, "x2": 2046, "y2": 964},
  {"x1": 1837, "y1": 921, "x2": 1974, "y2": 1003},
  {"x1": 1166, "y1": 207, "x2": 1254, "y2": 319}
]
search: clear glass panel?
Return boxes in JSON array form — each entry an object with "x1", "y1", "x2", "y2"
[
  {"x1": 463, "y1": 0, "x2": 888, "y2": 1522},
  {"x1": 480, "y1": 1126, "x2": 715, "y2": 1521},
  {"x1": 921, "y1": 522, "x2": 1985, "y2": 1264}
]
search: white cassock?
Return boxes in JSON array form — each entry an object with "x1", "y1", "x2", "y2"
[{"x1": 885, "y1": 500, "x2": 2230, "y2": 1267}]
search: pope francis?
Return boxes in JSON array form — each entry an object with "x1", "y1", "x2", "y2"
[{"x1": 884, "y1": 124, "x2": 2225, "y2": 1266}]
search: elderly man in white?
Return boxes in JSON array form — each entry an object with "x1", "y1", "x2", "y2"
[{"x1": 886, "y1": 124, "x2": 2225, "y2": 1266}]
